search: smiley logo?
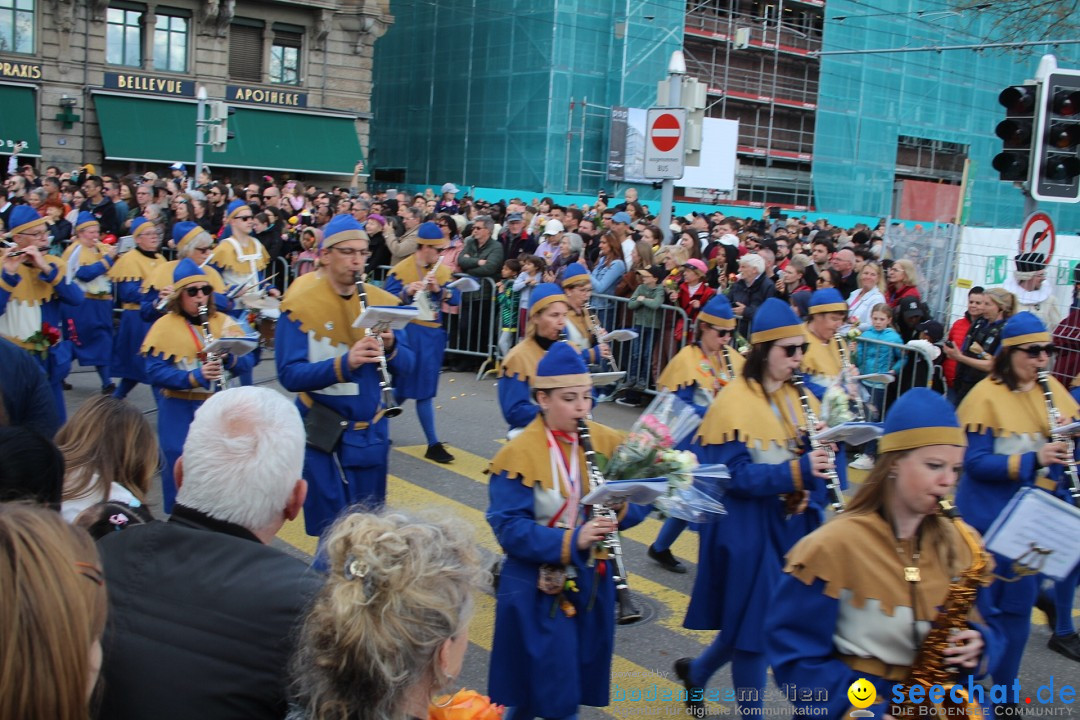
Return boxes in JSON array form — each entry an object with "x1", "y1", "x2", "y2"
[{"x1": 848, "y1": 678, "x2": 876, "y2": 710}]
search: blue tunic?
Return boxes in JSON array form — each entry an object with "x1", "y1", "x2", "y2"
[
  {"x1": 63, "y1": 251, "x2": 115, "y2": 367},
  {"x1": 113, "y1": 278, "x2": 154, "y2": 382},
  {"x1": 486, "y1": 419, "x2": 649, "y2": 718},
  {"x1": 275, "y1": 284, "x2": 415, "y2": 537}
]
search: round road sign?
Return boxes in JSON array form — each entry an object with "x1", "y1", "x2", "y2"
[{"x1": 650, "y1": 113, "x2": 682, "y2": 153}]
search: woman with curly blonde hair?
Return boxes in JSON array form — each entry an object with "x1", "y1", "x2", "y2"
[{"x1": 290, "y1": 509, "x2": 489, "y2": 720}]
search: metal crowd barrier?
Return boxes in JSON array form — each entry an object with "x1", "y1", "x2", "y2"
[
  {"x1": 851, "y1": 335, "x2": 945, "y2": 419},
  {"x1": 590, "y1": 291, "x2": 692, "y2": 396}
]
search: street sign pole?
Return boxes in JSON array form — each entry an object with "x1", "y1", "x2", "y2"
[
  {"x1": 194, "y1": 86, "x2": 208, "y2": 187},
  {"x1": 658, "y1": 52, "x2": 685, "y2": 243}
]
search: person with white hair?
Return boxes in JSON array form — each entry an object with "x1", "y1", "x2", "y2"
[
  {"x1": 96, "y1": 386, "x2": 321, "y2": 720},
  {"x1": 727, "y1": 251, "x2": 776, "y2": 338}
]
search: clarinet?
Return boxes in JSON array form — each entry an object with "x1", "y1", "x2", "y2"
[
  {"x1": 1038, "y1": 370, "x2": 1080, "y2": 506},
  {"x1": 578, "y1": 418, "x2": 642, "y2": 624},
  {"x1": 834, "y1": 331, "x2": 865, "y2": 421},
  {"x1": 584, "y1": 303, "x2": 618, "y2": 372},
  {"x1": 355, "y1": 272, "x2": 403, "y2": 418},
  {"x1": 792, "y1": 376, "x2": 845, "y2": 512},
  {"x1": 197, "y1": 304, "x2": 222, "y2": 393}
]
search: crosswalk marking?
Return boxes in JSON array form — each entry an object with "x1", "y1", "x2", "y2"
[{"x1": 396, "y1": 444, "x2": 701, "y2": 565}]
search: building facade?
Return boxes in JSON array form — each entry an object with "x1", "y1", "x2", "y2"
[{"x1": 0, "y1": 0, "x2": 392, "y2": 181}]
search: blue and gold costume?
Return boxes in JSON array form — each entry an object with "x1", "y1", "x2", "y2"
[
  {"x1": 800, "y1": 288, "x2": 848, "y2": 389},
  {"x1": 769, "y1": 389, "x2": 1001, "y2": 719},
  {"x1": 61, "y1": 212, "x2": 116, "y2": 391},
  {"x1": 107, "y1": 217, "x2": 164, "y2": 399},
  {"x1": 275, "y1": 215, "x2": 415, "y2": 537},
  {"x1": 954, "y1": 312, "x2": 1080, "y2": 691},
  {"x1": 141, "y1": 259, "x2": 255, "y2": 512},
  {"x1": 560, "y1": 263, "x2": 605, "y2": 367},
  {"x1": 487, "y1": 342, "x2": 650, "y2": 718},
  {"x1": 0, "y1": 206, "x2": 84, "y2": 421},
  {"x1": 680, "y1": 298, "x2": 837, "y2": 715},
  {"x1": 383, "y1": 222, "x2": 460, "y2": 457},
  {"x1": 141, "y1": 222, "x2": 229, "y2": 322}
]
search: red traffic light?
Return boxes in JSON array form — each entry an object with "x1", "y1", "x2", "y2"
[
  {"x1": 1052, "y1": 89, "x2": 1080, "y2": 116},
  {"x1": 999, "y1": 86, "x2": 1036, "y2": 114}
]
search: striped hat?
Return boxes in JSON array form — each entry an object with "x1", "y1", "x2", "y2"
[
  {"x1": 130, "y1": 217, "x2": 158, "y2": 238},
  {"x1": 171, "y1": 257, "x2": 210, "y2": 294},
  {"x1": 697, "y1": 294, "x2": 735, "y2": 330},
  {"x1": 1000, "y1": 311, "x2": 1051, "y2": 350},
  {"x1": 416, "y1": 221, "x2": 447, "y2": 247},
  {"x1": 74, "y1": 211, "x2": 99, "y2": 234},
  {"x1": 532, "y1": 340, "x2": 590, "y2": 390},
  {"x1": 750, "y1": 297, "x2": 805, "y2": 344},
  {"x1": 529, "y1": 282, "x2": 569, "y2": 317},
  {"x1": 225, "y1": 199, "x2": 252, "y2": 222},
  {"x1": 320, "y1": 214, "x2": 367, "y2": 250},
  {"x1": 879, "y1": 387, "x2": 965, "y2": 453},
  {"x1": 808, "y1": 288, "x2": 847, "y2": 315},
  {"x1": 7, "y1": 205, "x2": 46, "y2": 235},
  {"x1": 172, "y1": 221, "x2": 207, "y2": 253},
  {"x1": 560, "y1": 262, "x2": 591, "y2": 288}
]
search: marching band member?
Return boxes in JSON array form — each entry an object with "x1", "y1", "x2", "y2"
[
  {"x1": 487, "y1": 340, "x2": 650, "y2": 720},
  {"x1": 141, "y1": 259, "x2": 255, "y2": 512},
  {"x1": 647, "y1": 294, "x2": 744, "y2": 574},
  {"x1": 384, "y1": 221, "x2": 460, "y2": 464},
  {"x1": 676, "y1": 298, "x2": 836, "y2": 716},
  {"x1": 276, "y1": 215, "x2": 415, "y2": 538},
  {"x1": 560, "y1": 262, "x2": 610, "y2": 367},
  {"x1": 499, "y1": 283, "x2": 594, "y2": 435},
  {"x1": 0, "y1": 205, "x2": 84, "y2": 421},
  {"x1": 955, "y1": 312, "x2": 1080, "y2": 682},
  {"x1": 107, "y1": 217, "x2": 164, "y2": 400},
  {"x1": 142, "y1": 222, "x2": 229, "y2": 322},
  {"x1": 801, "y1": 287, "x2": 851, "y2": 390},
  {"x1": 61, "y1": 212, "x2": 117, "y2": 394},
  {"x1": 768, "y1": 389, "x2": 999, "y2": 718},
  {"x1": 209, "y1": 199, "x2": 278, "y2": 386}
]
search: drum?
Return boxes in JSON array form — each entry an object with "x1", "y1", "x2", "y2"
[{"x1": 242, "y1": 294, "x2": 282, "y2": 312}]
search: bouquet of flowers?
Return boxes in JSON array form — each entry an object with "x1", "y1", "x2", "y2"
[
  {"x1": 429, "y1": 689, "x2": 504, "y2": 720},
  {"x1": 601, "y1": 392, "x2": 728, "y2": 523},
  {"x1": 25, "y1": 321, "x2": 61, "y2": 359}
]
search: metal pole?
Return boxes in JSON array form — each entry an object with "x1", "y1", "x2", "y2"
[
  {"x1": 659, "y1": 59, "x2": 684, "y2": 243},
  {"x1": 194, "y1": 86, "x2": 207, "y2": 186}
]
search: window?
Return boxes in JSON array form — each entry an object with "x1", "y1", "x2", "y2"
[
  {"x1": 228, "y1": 21, "x2": 263, "y2": 82},
  {"x1": 107, "y1": 6, "x2": 143, "y2": 67},
  {"x1": 0, "y1": 0, "x2": 34, "y2": 54},
  {"x1": 153, "y1": 11, "x2": 188, "y2": 73},
  {"x1": 270, "y1": 27, "x2": 302, "y2": 85}
]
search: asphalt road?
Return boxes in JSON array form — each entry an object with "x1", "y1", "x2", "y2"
[{"x1": 61, "y1": 354, "x2": 1080, "y2": 719}]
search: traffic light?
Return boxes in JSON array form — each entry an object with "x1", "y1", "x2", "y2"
[
  {"x1": 1032, "y1": 70, "x2": 1080, "y2": 202},
  {"x1": 992, "y1": 84, "x2": 1037, "y2": 182},
  {"x1": 208, "y1": 101, "x2": 236, "y2": 153}
]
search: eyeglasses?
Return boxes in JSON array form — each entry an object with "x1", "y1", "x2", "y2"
[
  {"x1": 262, "y1": 195, "x2": 277, "y2": 199},
  {"x1": 234, "y1": 214, "x2": 254, "y2": 221},
  {"x1": 776, "y1": 342, "x2": 810, "y2": 357},
  {"x1": 184, "y1": 286, "x2": 212, "y2": 297},
  {"x1": 192, "y1": 245, "x2": 212, "y2": 253},
  {"x1": 331, "y1": 247, "x2": 372, "y2": 258},
  {"x1": 1018, "y1": 344, "x2": 1056, "y2": 358}
]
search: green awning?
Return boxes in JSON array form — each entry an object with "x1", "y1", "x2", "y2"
[
  {"x1": 93, "y1": 92, "x2": 362, "y2": 175},
  {"x1": 0, "y1": 84, "x2": 40, "y2": 157}
]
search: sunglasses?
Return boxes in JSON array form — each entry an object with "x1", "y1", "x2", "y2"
[
  {"x1": 776, "y1": 342, "x2": 810, "y2": 357},
  {"x1": 263, "y1": 195, "x2": 276, "y2": 199},
  {"x1": 184, "y1": 286, "x2": 212, "y2": 297},
  {"x1": 1018, "y1": 344, "x2": 1056, "y2": 358},
  {"x1": 234, "y1": 214, "x2": 254, "y2": 220}
]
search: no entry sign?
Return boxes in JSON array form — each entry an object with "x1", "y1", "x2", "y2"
[{"x1": 644, "y1": 107, "x2": 686, "y2": 179}]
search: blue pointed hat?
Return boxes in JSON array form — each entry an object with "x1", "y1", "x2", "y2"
[
  {"x1": 170, "y1": 257, "x2": 209, "y2": 293},
  {"x1": 879, "y1": 388, "x2": 966, "y2": 453},
  {"x1": 808, "y1": 288, "x2": 847, "y2": 315},
  {"x1": 417, "y1": 221, "x2": 445, "y2": 245},
  {"x1": 7, "y1": 205, "x2": 45, "y2": 235},
  {"x1": 533, "y1": 340, "x2": 591, "y2": 390},
  {"x1": 74, "y1": 211, "x2": 99, "y2": 233},
  {"x1": 320, "y1": 214, "x2": 367, "y2": 250},
  {"x1": 172, "y1": 221, "x2": 206, "y2": 252},
  {"x1": 750, "y1": 298, "x2": 805, "y2": 344},
  {"x1": 697, "y1": 294, "x2": 735, "y2": 330},
  {"x1": 529, "y1": 282, "x2": 569, "y2": 318},
  {"x1": 560, "y1": 262, "x2": 590, "y2": 288},
  {"x1": 1000, "y1": 311, "x2": 1050, "y2": 350},
  {"x1": 130, "y1": 216, "x2": 157, "y2": 238},
  {"x1": 225, "y1": 199, "x2": 251, "y2": 222}
]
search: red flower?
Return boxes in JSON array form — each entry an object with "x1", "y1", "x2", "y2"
[
  {"x1": 42, "y1": 322, "x2": 61, "y2": 344},
  {"x1": 101, "y1": 233, "x2": 118, "y2": 245}
]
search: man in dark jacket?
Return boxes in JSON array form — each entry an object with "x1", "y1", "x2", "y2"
[
  {"x1": 728, "y1": 252, "x2": 777, "y2": 338},
  {"x1": 98, "y1": 387, "x2": 320, "y2": 720},
  {"x1": 0, "y1": 337, "x2": 59, "y2": 437}
]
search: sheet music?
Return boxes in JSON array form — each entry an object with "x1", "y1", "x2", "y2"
[
  {"x1": 581, "y1": 478, "x2": 668, "y2": 506},
  {"x1": 984, "y1": 487, "x2": 1080, "y2": 581},
  {"x1": 352, "y1": 305, "x2": 419, "y2": 330},
  {"x1": 600, "y1": 329, "x2": 639, "y2": 343},
  {"x1": 813, "y1": 421, "x2": 884, "y2": 446},
  {"x1": 202, "y1": 336, "x2": 259, "y2": 358}
]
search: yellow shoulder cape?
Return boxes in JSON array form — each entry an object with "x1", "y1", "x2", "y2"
[
  {"x1": 957, "y1": 375, "x2": 1080, "y2": 437},
  {"x1": 801, "y1": 328, "x2": 843, "y2": 379},
  {"x1": 211, "y1": 237, "x2": 269, "y2": 274},
  {"x1": 107, "y1": 250, "x2": 163, "y2": 284},
  {"x1": 657, "y1": 344, "x2": 744, "y2": 393},
  {"x1": 388, "y1": 255, "x2": 454, "y2": 286},
  {"x1": 280, "y1": 274, "x2": 400, "y2": 348},
  {"x1": 62, "y1": 243, "x2": 111, "y2": 269},
  {"x1": 784, "y1": 512, "x2": 988, "y2": 622},
  {"x1": 141, "y1": 312, "x2": 247, "y2": 363},
  {"x1": 696, "y1": 376, "x2": 816, "y2": 449},
  {"x1": 487, "y1": 415, "x2": 625, "y2": 493},
  {"x1": 147, "y1": 261, "x2": 226, "y2": 293},
  {"x1": 0, "y1": 256, "x2": 68, "y2": 305},
  {"x1": 500, "y1": 337, "x2": 547, "y2": 382},
  {"x1": 282, "y1": 269, "x2": 322, "y2": 300}
]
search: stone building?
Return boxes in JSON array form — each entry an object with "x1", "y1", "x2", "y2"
[{"x1": 0, "y1": 0, "x2": 392, "y2": 182}]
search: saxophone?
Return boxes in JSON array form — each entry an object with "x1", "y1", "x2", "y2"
[
  {"x1": 891, "y1": 500, "x2": 988, "y2": 719},
  {"x1": 792, "y1": 376, "x2": 845, "y2": 512},
  {"x1": 578, "y1": 418, "x2": 641, "y2": 624},
  {"x1": 1038, "y1": 370, "x2": 1080, "y2": 506}
]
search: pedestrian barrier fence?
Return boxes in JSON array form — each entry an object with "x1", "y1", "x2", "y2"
[{"x1": 849, "y1": 335, "x2": 945, "y2": 421}]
